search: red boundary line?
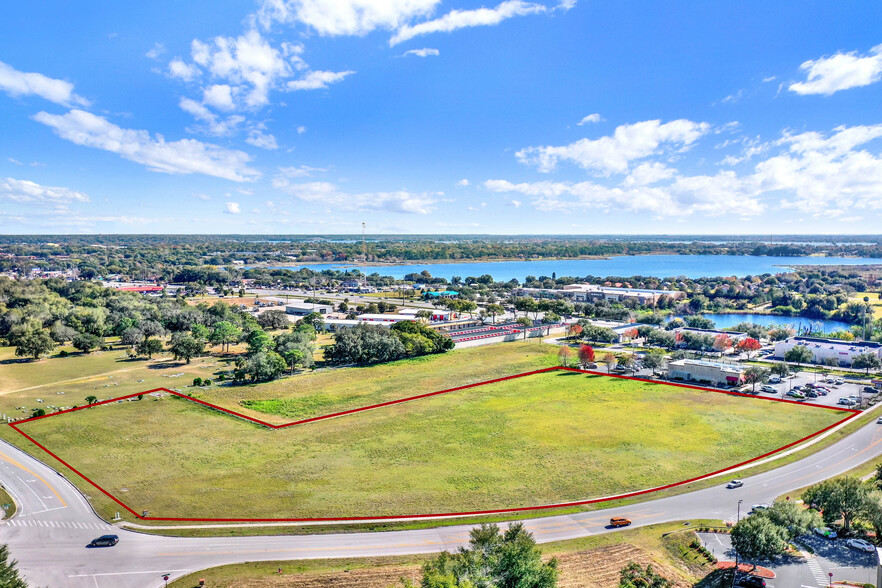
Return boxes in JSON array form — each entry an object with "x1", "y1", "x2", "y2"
[{"x1": 9, "y1": 367, "x2": 859, "y2": 522}]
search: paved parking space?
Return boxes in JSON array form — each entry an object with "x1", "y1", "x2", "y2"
[
  {"x1": 751, "y1": 372, "x2": 878, "y2": 408},
  {"x1": 699, "y1": 531, "x2": 878, "y2": 588}
]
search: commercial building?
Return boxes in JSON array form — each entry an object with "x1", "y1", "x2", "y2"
[
  {"x1": 398, "y1": 308, "x2": 457, "y2": 321},
  {"x1": 773, "y1": 336, "x2": 882, "y2": 367},
  {"x1": 517, "y1": 283, "x2": 685, "y2": 305},
  {"x1": 285, "y1": 302, "x2": 334, "y2": 316},
  {"x1": 357, "y1": 313, "x2": 413, "y2": 324},
  {"x1": 667, "y1": 359, "x2": 745, "y2": 386}
]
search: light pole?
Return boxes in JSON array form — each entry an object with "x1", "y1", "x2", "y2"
[
  {"x1": 864, "y1": 296, "x2": 870, "y2": 341},
  {"x1": 732, "y1": 499, "x2": 743, "y2": 587}
]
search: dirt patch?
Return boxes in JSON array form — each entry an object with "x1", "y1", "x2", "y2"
[{"x1": 201, "y1": 544, "x2": 692, "y2": 588}]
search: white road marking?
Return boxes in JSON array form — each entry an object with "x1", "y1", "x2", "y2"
[
  {"x1": 68, "y1": 569, "x2": 193, "y2": 577},
  {"x1": 15, "y1": 475, "x2": 47, "y2": 510}
]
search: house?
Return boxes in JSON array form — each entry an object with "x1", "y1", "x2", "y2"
[
  {"x1": 773, "y1": 336, "x2": 882, "y2": 367},
  {"x1": 285, "y1": 302, "x2": 333, "y2": 316},
  {"x1": 667, "y1": 359, "x2": 745, "y2": 386}
]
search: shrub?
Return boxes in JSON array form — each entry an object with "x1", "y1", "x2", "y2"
[
  {"x1": 193, "y1": 377, "x2": 203, "y2": 387},
  {"x1": 202, "y1": 379, "x2": 211, "y2": 386}
]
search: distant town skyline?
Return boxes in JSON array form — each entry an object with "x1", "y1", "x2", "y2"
[{"x1": 2, "y1": 1, "x2": 882, "y2": 234}]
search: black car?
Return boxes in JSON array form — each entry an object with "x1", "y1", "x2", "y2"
[
  {"x1": 736, "y1": 575, "x2": 766, "y2": 588},
  {"x1": 88, "y1": 534, "x2": 119, "y2": 547}
]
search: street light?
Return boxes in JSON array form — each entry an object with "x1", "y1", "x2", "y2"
[{"x1": 732, "y1": 499, "x2": 743, "y2": 588}]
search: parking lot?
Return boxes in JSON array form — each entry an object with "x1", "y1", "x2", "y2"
[
  {"x1": 699, "y1": 530, "x2": 878, "y2": 588},
  {"x1": 747, "y1": 371, "x2": 878, "y2": 409}
]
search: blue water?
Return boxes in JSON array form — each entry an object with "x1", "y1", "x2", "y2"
[
  {"x1": 262, "y1": 254, "x2": 881, "y2": 281},
  {"x1": 681, "y1": 313, "x2": 853, "y2": 333}
]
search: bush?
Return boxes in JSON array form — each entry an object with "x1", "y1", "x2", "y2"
[
  {"x1": 217, "y1": 373, "x2": 226, "y2": 381},
  {"x1": 202, "y1": 379, "x2": 211, "y2": 386},
  {"x1": 58, "y1": 350, "x2": 69, "y2": 358},
  {"x1": 193, "y1": 377, "x2": 203, "y2": 387}
]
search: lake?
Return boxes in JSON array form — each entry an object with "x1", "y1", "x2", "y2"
[
  {"x1": 264, "y1": 254, "x2": 882, "y2": 281},
  {"x1": 681, "y1": 313, "x2": 853, "y2": 333}
]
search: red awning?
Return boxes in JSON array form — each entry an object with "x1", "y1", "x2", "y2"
[{"x1": 726, "y1": 376, "x2": 739, "y2": 382}]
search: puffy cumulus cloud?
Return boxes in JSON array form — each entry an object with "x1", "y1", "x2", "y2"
[
  {"x1": 456, "y1": 178, "x2": 469, "y2": 186},
  {"x1": 286, "y1": 69, "x2": 355, "y2": 91},
  {"x1": 403, "y1": 48, "x2": 440, "y2": 57},
  {"x1": 0, "y1": 60, "x2": 89, "y2": 107},
  {"x1": 516, "y1": 119, "x2": 710, "y2": 175},
  {"x1": 0, "y1": 177, "x2": 90, "y2": 205},
  {"x1": 246, "y1": 129, "x2": 279, "y2": 150},
  {"x1": 146, "y1": 43, "x2": 166, "y2": 60},
  {"x1": 179, "y1": 98, "x2": 245, "y2": 136},
  {"x1": 789, "y1": 44, "x2": 882, "y2": 96},
  {"x1": 256, "y1": 0, "x2": 440, "y2": 36},
  {"x1": 577, "y1": 113, "x2": 602, "y2": 125},
  {"x1": 202, "y1": 84, "x2": 236, "y2": 110},
  {"x1": 272, "y1": 177, "x2": 438, "y2": 214},
  {"x1": 225, "y1": 202, "x2": 241, "y2": 214},
  {"x1": 622, "y1": 162, "x2": 675, "y2": 187},
  {"x1": 34, "y1": 109, "x2": 259, "y2": 182},
  {"x1": 390, "y1": 0, "x2": 546, "y2": 46},
  {"x1": 168, "y1": 58, "x2": 201, "y2": 82}
]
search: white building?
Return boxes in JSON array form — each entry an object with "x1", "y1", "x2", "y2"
[
  {"x1": 774, "y1": 336, "x2": 882, "y2": 367},
  {"x1": 518, "y1": 283, "x2": 685, "y2": 305},
  {"x1": 398, "y1": 308, "x2": 456, "y2": 321},
  {"x1": 357, "y1": 313, "x2": 413, "y2": 324},
  {"x1": 667, "y1": 359, "x2": 745, "y2": 386},
  {"x1": 285, "y1": 302, "x2": 334, "y2": 316}
]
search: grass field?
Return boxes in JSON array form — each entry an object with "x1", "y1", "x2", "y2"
[
  {"x1": 849, "y1": 291, "x2": 882, "y2": 321},
  {"x1": 14, "y1": 370, "x2": 846, "y2": 521}
]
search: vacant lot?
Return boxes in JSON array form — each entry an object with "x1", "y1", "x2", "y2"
[{"x1": 16, "y1": 370, "x2": 845, "y2": 521}]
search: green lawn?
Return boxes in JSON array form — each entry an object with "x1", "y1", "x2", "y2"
[{"x1": 14, "y1": 370, "x2": 846, "y2": 521}]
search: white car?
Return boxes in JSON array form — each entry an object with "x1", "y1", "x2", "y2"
[
  {"x1": 814, "y1": 527, "x2": 838, "y2": 539},
  {"x1": 750, "y1": 504, "x2": 771, "y2": 514},
  {"x1": 760, "y1": 385, "x2": 776, "y2": 393},
  {"x1": 846, "y1": 538, "x2": 875, "y2": 552},
  {"x1": 727, "y1": 479, "x2": 744, "y2": 489}
]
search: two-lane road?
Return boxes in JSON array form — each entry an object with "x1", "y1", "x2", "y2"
[{"x1": 1, "y1": 419, "x2": 881, "y2": 587}]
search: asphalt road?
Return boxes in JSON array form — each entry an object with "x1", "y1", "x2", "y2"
[{"x1": 2, "y1": 416, "x2": 882, "y2": 588}]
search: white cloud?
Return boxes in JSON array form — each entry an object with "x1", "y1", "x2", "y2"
[
  {"x1": 278, "y1": 164, "x2": 327, "y2": 177},
  {"x1": 403, "y1": 48, "x2": 440, "y2": 57},
  {"x1": 34, "y1": 109, "x2": 259, "y2": 182},
  {"x1": 0, "y1": 60, "x2": 89, "y2": 107},
  {"x1": 577, "y1": 113, "x2": 601, "y2": 125},
  {"x1": 456, "y1": 178, "x2": 469, "y2": 187},
  {"x1": 193, "y1": 193, "x2": 211, "y2": 200},
  {"x1": 0, "y1": 177, "x2": 90, "y2": 205},
  {"x1": 7, "y1": 158, "x2": 22, "y2": 166},
  {"x1": 622, "y1": 162, "x2": 675, "y2": 187},
  {"x1": 225, "y1": 201, "x2": 241, "y2": 214},
  {"x1": 789, "y1": 44, "x2": 882, "y2": 96},
  {"x1": 179, "y1": 98, "x2": 245, "y2": 136},
  {"x1": 390, "y1": 0, "x2": 546, "y2": 46},
  {"x1": 146, "y1": 43, "x2": 166, "y2": 60},
  {"x1": 286, "y1": 70, "x2": 355, "y2": 91},
  {"x1": 517, "y1": 119, "x2": 710, "y2": 175},
  {"x1": 246, "y1": 129, "x2": 279, "y2": 150},
  {"x1": 296, "y1": 125, "x2": 306, "y2": 134},
  {"x1": 202, "y1": 84, "x2": 236, "y2": 110},
  {"x1": 257, "y1": 0, "x2": 440, "y2": 37},
  {"x1": 762, "y1": 76, "x2": 776, "y2": 83},
  {"x1": 168, "y1": 58, "x2": 201, "y2": 82},
  {"x1": 272, "y1": 177, "x2": 438, "y2": 214}
]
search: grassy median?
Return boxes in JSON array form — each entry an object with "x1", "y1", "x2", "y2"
[{"x1": 13, "y1": 366, "x2": 846, "y2": 521}]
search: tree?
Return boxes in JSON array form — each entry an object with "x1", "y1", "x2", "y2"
[
  {"x1": 209, "y1": 321, "x2": 242, "y2": 353},
  {"x1": 516, "y1": 316, "x2": 533, "y2": 339},
  {"x1": 735, "y1": 337, "x2": 762, "y2": 358},
  {"x1": 712, "y1": 333, "x2": 732, "y2": 356},
  {"x1": 243, "y1": 350, "x2": 287, "y2": 382},
  {"x1": 274, "y1": 331, "x2": 315, "y2": 373},
  {"x1": 136, "y1": 338, "x2": 164, "y2": 359},
  {"x1": 770, "y1": 362, "x2": 790, "y2": 378},
  {"x1": 642, "y1": 349, "x2": 666, "y2": 375},
  {"x1": 784, "y1": 345, "x2": 813, "y2": 367},
  {"x1": 602, "y1": 351, "x2": 618, "y2": 373},
  {"x1": 405, "y1": 523, "x2": 558, "y2": 588},
  {"x1": 257, "y1": 309, "x2": 290, "y2": 331},
  {"x1": 13, "y1": 326, "x2": 55, "y2": 360},
  {"x1": 168, "y1": 333, "x2": 204, "y2": 364},
  {"x1": 852, "y1": 352, "x2": 881, "y2": 375},
  {"x1": 486, "y1": 303, "x2": 505, "y2": 324},
  {"x1": 578, "y1": 344, "x2": 595, "y2": 366},
  {"x1": 803, "y1": 477, "x2": 873, "y2": 533},
  {"x1": 558, "y1": 346, "x2": 573, "y2": 367},
  {"x1": 0, "y1": 543, "x2": 29, "y2": 588},
  {"x1": 619, "y1": 562, "x2": 671, "y2": 588},
  {"x1": 72, "y1": 332, "x2": 102, "y2": 354},
  {"x1": 623, "y1": 327, "x2": 639, "y2": 342},
  {"x1": 618, "y1": 354, "x2": 635, "y2": 370},
  {"x1": 768, "y1": 328, "x2": 793, "y2": 342},
  {"x1": 298, "y1": 312, "x2": 325, "y2": 331},
  {"x1": 246, "y1": 329, "x2": 274, "y2": 355},
  {"x1": 85, "y1": 395, "x2": 98, "y2": 406},
  {"x1": 190, "y1": 323, "x2": 210, "y2": 342},
  {"x1": 31, "y1": 408, "x2": 45, "y2": 418},
  {"x1": 731, "y1": 515, "x2": 789, "y2": 562},
  {"x1": 119, "y1": 327, "x2": 144, "y2": 347},
  {"x1": 742, "y1": 365, "x2": 770, "y2": 392}
]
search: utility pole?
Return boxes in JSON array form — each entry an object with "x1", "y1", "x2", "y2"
[
  {"x1": 361, "y1": 222, "x2": 367, "y2": 291},
  {"x1": 863, "y1": 296, "x2": 870, "y2": 341},
  {"x1": 732, "y1": 499, "x2": 743, "y2": 588}
]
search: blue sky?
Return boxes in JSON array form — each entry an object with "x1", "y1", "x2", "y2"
[{"x1": 2, "y1": 1, "x2": 882, "y2": 234}]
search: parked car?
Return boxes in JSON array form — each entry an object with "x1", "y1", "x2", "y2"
[
  {"x1": 768, "y1": 376, "x2": 781, "y2": 384},
  {"x1": 804, "y1": 382, "x2": 817, "y2": 389},
  {"x1": 813, "y1": 527, "x2": 838, "y2": 539},
  {"x1": 786, "y1": 390, "x2": 806, "y2": 399},
  {"x1": 845, "y1": 538, "x2": 875, "y2": 552},
  {"x1": 609, "y1": 517, "x2": 632, "y2": 527},
  {"x1": 834, "y1": 378, "x2": 845, "y2": 385},
  {"x1": 805, "y1": 390, "x2": 819, "y2": 398},
  {"x1": 839, "y1": 398, "x2": 857, "y2": 406},
  {"x1": 760, "y1": 385, "x2": 776, "y2": 393},
  {"x1": 864, "y1": 386, "x2": 878, "y2": 394},
  {"x1": 877, "y1": 416, "x2": 882, "y2": 424},
  {"x1": 727, "y1": 479, "x2": 744, "y2": 489},
  {"x1": 583, "y1": 362, "x2": 598, "y2": 369},
  {"x1": 88, "y1": 534, "x2": 119, "y2": 547},
  {"x1": 736, "y1": 576, "x2": 766, "y2": 588}
]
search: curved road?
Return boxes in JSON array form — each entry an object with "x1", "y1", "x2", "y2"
[{"x1": 1, "y1": 420, "x2": 881, "y2": 588}]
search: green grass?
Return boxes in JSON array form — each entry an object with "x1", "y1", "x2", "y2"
[{"x1": 14, "y1": 370, "x2": 845, "y2": 522}]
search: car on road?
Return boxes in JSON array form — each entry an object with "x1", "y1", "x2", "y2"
[
  {"x1": 749, "y1": 504, "x2": 771, "y2": 514},
  {"x1": 813, "y1": 526, "x2": 838, "y2": 539},
  {"x1": 609, "y1": 517, "x2": 632, "y2": 527},
  {"x1": 726, "y1": 479, "x2": 744, "y2": 488},
  {"x1": 735, "y1": 575, "x2": 766, "y2": 588},
  {"x1": 88, "y1": 534, "x2": 119, "y2": 547},
  {"x1": 845, "y1": 538, "x2": 875, "y2": 552},
  {"x1": 877, "y1": 417, "x2": 882, "y2": 424},
  {"x1": 760, "y1": 385, "x2": 776, "y2": 393}
]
